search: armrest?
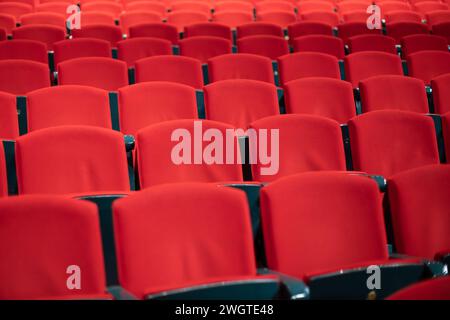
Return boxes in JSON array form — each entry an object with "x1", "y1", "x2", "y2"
[
  {"x1": 258, "y1": 268, "x2": 309, "y2": 300},
  {"x1": 145, "y1": 278, "x2": 282, "y2": 300},
  {"x1": 389, "y1": 253, "x2": 447, "y2": 277},
  {"x1": 124, "y1": 135, "x2": 135, "y2": 152},
  {"x1": 107, "y1": 285, "x2": 138, "y2": 300}
]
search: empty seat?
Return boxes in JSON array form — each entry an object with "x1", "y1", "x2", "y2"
[
  {"x1": 118, "y1": 82, "x2": 198, "y2": 136},
  {"x1": 35, "y1": 2, "x2": 69, "y2": 15},
  {"x1": 179, "y1": 36, "x2": 232, "y2": 64},
  {"x1": 117, "y1": 37, "x2": 172, "y2": 67},
  {"x1": 388, "y1": 276, "x2": 450, "y2": 300},
  {"x1": 431, "y1": 73, "x2": 450, "y2": 114},
  {"x1": 208, "y1": 53, "x2": 275, "y2": 84},
  {"x1": 342, "y1": 10, "x2": 370, "y2": 23},
  {"x1": 0, "y1": 40, "x2": 48, "y2": 63},
  {"x1": 256, "y1": 11, "x2": 297, "y2": 28},
  {"x1": 407, "y1": 50, "x2": 450, "y2": 84},
  {"x1": 284, "y1": 77, "x2": 356, "y2": 123},
  {"x1": 15, "y1": 126, "x2": 130, "y2": 195},
  {"x1": 344, "y1": 51, "x2": 403, "y2": 88},
  {"x1": 348, "y1": 110, "x2": 440, "y2": 177},
  {"x1": 112, "y1": 183, "x2": 264, "y2": 298},
  {"x1": 171, "y1": 1, "x2": 211, "y2": 15},
  {"x1": 442, "y1": 111, "x2": 450, "y2": 159},
  {"x1": 360, "y1": 75, "x2": 428, "y2": 113},
  {"x1": 12, "y1": 25, "x2": 66, "y2": 50},
  {"x1": 0, "y1": 60, "x2": 50, "y2": 95},
  {"x1": 129, "y1": 22, "x2": 179, "y2": 44},
  {"x1": 136, "y1": 120, "x2": 243, "y2": 187},
  {"x1": 337, "y1": 0, "x2": 370, "y2": 14},
  {"x1": 57, "y1": 57, "x2": 128, "y2": 91},
  {"x1": 300, "y1": 11, "x2": 340, "y2": 27},
  {"x1": 414, "y1": 2, "x2": 449, "y2": 17},
  {"x1": 71, "y1": 25, "x2": 123, "y2": 47},
  {"x1": 387, "y1": 164, "x2": 450, "y2": 262},
  {"x1": 119, "y1": 11, "x2": 162, "y2": 35},
  {"x1": 166, "y1": 10, "x2": 210, "y2": 32},
  {"x1": 0, "y1": 195, "x2": 109, "y2": 299},
  {"x1": 288, "y1": 21, "x2": 334, "y2": 44},
  {"x1": 20, "y1": 12, "x2": 66, "y2": 28},
  {"x1": 82, "y1": 1, "x2": 124, "y2": 19},
  {"x1": 278, "y1": 52, "x2": 341, "y2": 85},
  {"x1": 431, "y1": 21, "x2": 450, "y2": 42},
  {"x1": 26, "y1": 85, "x2": 112, "y2": 132},
  {"x1": 256, "y1": 1, "x2": 296, "y2": 13},
  {"x1": 135, "y1": 55, "x2": 203, "y2": 89},
  {"x1": 184, "y1": 23, "x2": 232, "y2": 41},
  {"x1": 237, "y1": 22, "x2": 284, "y2": 39},
  {"x1": 53, "y1": 39, "x2": 111, "y2": 66},
  {"x1": 338, "y1": 22, "x2": 382, "y2": 43},
  {"x1": 0, "y1": 13, "x2": 16, "y2": 35},
  {"x1": 386, "y1": 22, "x2": 430, "y2": 43},
  {"x1": 0, "y1": 2, "x2": 32, "y2": 21},
  {"x1": 237, "y1": 35, "x2": 289, "y2": 60},
  {"x1": 125, "y1": 1, "x2": 167, "y2": 16},
  {"x1": 249, "y1": 114, "x2": 346, "y2": 182},
  {"x1": 401, "y1": 34, "x2": 448, "y2": 57},
  {"x1": 347, "y1": 34, "x2": 397, "y2": 54},
  {"x1": 204, "y1": 79, "x2": 279, "y2": 128},
  {"x1": 214, "y1": 1, "x2": 254, "y2": 14},
  {"x1": 293, "y1": 35, "x2": 345, "y2": 59},
  {"x1": 0, "y1": 91, "x2": 19, "y2": 140},
  {"x1": 384, "y1": 10, "x2": 423, "y2": 23},
  {"x1": 426, "y1": 10, "x2": 450, "y2": 25},
  {"x1": 79, "y1": 12, "x2": 117, "y2": 27},
  {"x1": 379, "y1": 1, "x2": 412, "y2": 16},
  {"x1": 213, "y1": 10, "x2": 254, "y2": 28},
  {"x1": 259, "y1": 172, "x2": 394, "y2": 287},
  {"x1": 297, "y1": 1, "x2": 335, "y2": 13}
]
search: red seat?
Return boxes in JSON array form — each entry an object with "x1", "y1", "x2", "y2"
[
  {"x1": 136, "y1": 120, "x2": 243, "y2": 187},
  {"x1": 171, "y1": 1, "x2": 212, "y2": 15},
  {"x1": 249, "y1": 114, "x2": 347, "y2": 182},
  {"x1": 344, "y1": 51, "x2": 403, "y2": 88},
  {"x1": 401, "y1": 34, "x2": 448, "y2": 57},
  {"x1": 134, "y1": 55, "x2": 203, "y2": 89},
  {"x1": 204, "y1": 79, "x2": 279, "y2": 128},
  {"x1": 82, "y1": 1, "x2": 124, "y2": 19},
  {"x1": 284, "y1": 77, "x2": 356, "y2": 123},
  {"x1": 0, "y1": 13, "x2": 16, "y2": 34},
  {"x1": 237, "y1": 35, "x2": 289, "y2": 60},
  {"x1": 256, "y1": 1, "x2": 296, "y2": 13},
  {"x1": 129, "y1": 23, "x2": 179, "y2": 45},
  {"x1": 0, "y1": 2, "x2": 32, "y2": 21},
  {"x1": 166, "y1": 10, "x2": 210, "y2": 32},
  {"x1": 12, "y1": 25, "x2": 66, "y2": 50},
  {"x1": 300, "y1": 11, "x2": 340, "y2": 27},
  {"x1": 214, "y1": 1, "x2": 254, "y2": 14},
  {"x1": 337, "y1": 0, "x2": 371, "y2": 14},
  {"x1": 442, "y1": 111, "x2": 450, "y2": 159},
  {"x1": 388, "y1": 276, "x2": 450, "y2": 300},
  {"x1": 256, "y1": 10, "x2": 297, "y2": 28},
  {"x1": 384, "y1": 10, "x2": 423, "y2": 23},
  {"x1": 407, "y1": 50, "x2": 450, "y2": 84},
  {"x1": 57, "y1": 57, "x2": 128, "y2": 91},
  {"x1": 79, "y1": 12, "x2": 117, "y2": 27},
  {"x1": 293, "y1": 35, "x2": 345, "y2": 59},
  {"x1": 20, "y1": 12, "x2": 66, "y2": 28},
  {"x1": 430, "y1": 73, "x2": 450, "y2": 114},
  {"x1": 179, "y1": 36, "x2": 232, "y2": 64},
  {"x1": 348, "y1": 110, "x2": 440, "y2": 177},
  {"x1": 53, "y1": 38, "x2": 111, "y2": 66},
  {"x1": 35, "y1": 2, "x2": 69, "y2": 15},
  {"x1": 387, "y1": 164, "x2": 450, "y2": 262},
  {"x1": 119, "y1": 11, "x2": 162, "y2": 35},
  {"x1": 426, "y1": 10, "x2": 450, "y2": 25},
  {"x1": 342, "y1": 10, "x2": 370, "y2": 23},
  {"x1": 213, "y1": 10, "x2": 254, "y2": 28},
  {"x1": 15, "y1": 126, "x2": 130, "y2": 195},
  {"x1": 26, "y1": 85, "x2": 112, "y2": 132},
  {"x1": 360, "y1": 75, "x2": 428, "y2": 113},
  {"x1": 288, "y1": 22, "x2": 334, "y2": 45},
  {"x1": 386, "y1": 21, "x2": 430, "y2": 43},
  {"x1": 347, "y1": 34, "x2": 397, "y2": 54},
  {"x1": 379, "y1": 1, "x2": 412, "y2": 17},
  {"x1": 0, "y1": 40, "x2": 48, "y2": 63},
  {"x1": 117, "y1": 37, "x2": 172, "y2": 67},
  {"x1": 338, "y1": 22, "x2": 382, "y2": 43},
  {"x1": 184, "y1": 23, "x2": 232, "y2": 41},
  {"x1": 431, "y1": 21, "x2": 450, "y2": 42},
  {"x1": 297, "y1": 1, "x2": 335, "y2": 13},
  {"x1": 0, "y1": 195, "x2": 109, "y2": 299},
  {"x1": 208, "y1": 53, "x2": 275, "y2": 84},
  {"x1": 71, "y1": 25, "x2": 123, "y2": 47},
  {"x1": 125, "y1": 1, "x2": 167, "y2": 16},
  {"x1": 112, "y1": 183, "x2": 261, "y2": 298},
  {"x1": 414, "y1": 2, "x2": 449, "y2": 17},
  {"x1": 0, "y1": 60, "x2": 50, "y2": 95},
  {"x1": 278, "y1": 52, "x2": 341, "y2": 85},
  {"x1": 117, "y1": 81, "x2": 198, "y2": 136},
  {"x1": 237, "y1": 22, "x2": 284, "y2": 39},
  {"x1": 0, "y1": 91, "x2": 19, "y2": 140},
  {"x1": 260, "y1": 172, "x2": 392, "y2": 283}
]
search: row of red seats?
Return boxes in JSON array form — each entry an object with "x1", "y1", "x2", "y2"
[{"x1": 0, "y1": 166, "x2": 448, "y2": 299}]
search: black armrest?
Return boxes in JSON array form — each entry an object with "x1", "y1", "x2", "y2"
[
  {"x1": 389, "y1": 253, "x2": 447, "y2": 277},
  {"x1": 258, "y1": 268, "x2": 309, "y2": 300},
  {"x1": 124, "y1": 135, "x2": 135, "y2": 152},
  {"x1": 145, "y1": 278, "x2": 282, "y2": 300},
  {"x1": 107, "y1": 285, "x2": 138, "y2": 300}
]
